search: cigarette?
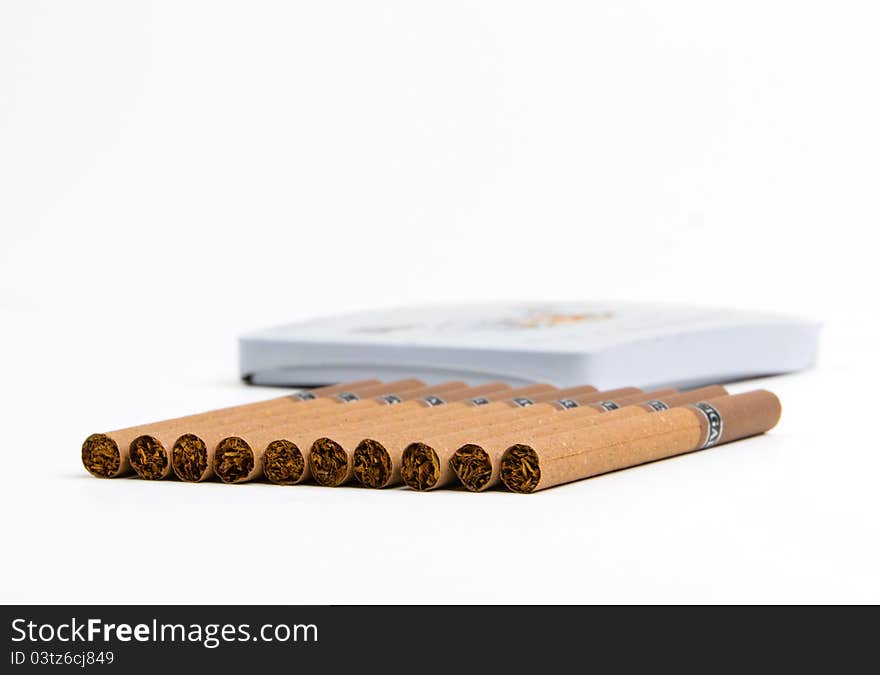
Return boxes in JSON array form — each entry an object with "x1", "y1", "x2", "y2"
[
  {"x1": 400, "y1": 387, "x2": 667, "y2": 491},
  {"x1": 305, "y1": 382, "x2": 515, "y2": 487},
  {"x1": 210, "y1": 381, "x2": 493, "y2": 484},
  {"x1": 355, "y1": 386, "x2": 637, "y2": 489},
  {"x1": 80, "y1": 379, "x2": 381, "y2": 479},
  {"x1": 500, "y1": 389, "x2": 781, "y2": 493},
  {"x1": 125, "y1": 379, "x2": 424, "y2": 480},
  {"x1": 451, "y1": 385, "x2": 726, "y2": 491}
]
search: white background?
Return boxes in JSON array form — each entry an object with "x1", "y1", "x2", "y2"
[{"x1": 1, "y1": 1, "x2": 879, "y2": 603}]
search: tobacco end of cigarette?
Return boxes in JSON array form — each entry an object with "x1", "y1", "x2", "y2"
[
  {"x1": 309, "y1": 437, "x2": 348, "y2": 486},
  {"x1": 450, "y1": 444, "x2": 492, "y2": 492},
  {"x1": 352, "y1": 438, "x2": 392, "y2": 488},
  {"x1": 263, "y1": 440, "x2": 305, "y2": 485},
  {"x1": 82, "y1": 433, "x2": 120, "y2": 478},
  {"x1": 171, "y1": 434, "x2": 208, "y2": 482},
  {"x1": 401, "y1": 442, "x2": 440, "y2": 491},
  {"x1": 214, "y1": 437, "x2": 254, "y2": 483},
  {"x1": 130, "y1": 435, "x2": 168, "y2": 480},
  {"x1": 500, "y1": 444, "x2": 540, "y2": 494}
]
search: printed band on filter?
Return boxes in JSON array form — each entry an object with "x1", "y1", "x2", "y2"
[{"x1": 691, "y1": 401, "x2": 723, "y2": 448}]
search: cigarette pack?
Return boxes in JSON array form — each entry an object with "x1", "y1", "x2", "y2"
[{"x1": 238, "y1": 303, "x2": 819, "y2": 389}]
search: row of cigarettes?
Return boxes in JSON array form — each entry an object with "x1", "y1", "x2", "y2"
[{"x1": 82, "y1": 378, "x2": 781, "y2": 493}]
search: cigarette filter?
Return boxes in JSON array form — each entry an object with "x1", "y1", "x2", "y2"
[{"x1": 500, "y1": 390, "x2": 781, "y2": 493}]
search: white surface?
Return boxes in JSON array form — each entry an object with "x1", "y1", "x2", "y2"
[{"x1": 1, "y1": 1, "x2": 879, "y2": 604}]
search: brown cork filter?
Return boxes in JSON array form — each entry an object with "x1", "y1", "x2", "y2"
[
  {"x1": 80, "y1": 378, "x2": 381, "y2": 479},
  {"x1": 122, "y1": 379, "x2": 424, "y2": 480},
  {"x1": 207, "y1": 380, "x2": 490, "y2": 485},
  {"x1": 354, "y1": 385, "x2": 634, "y2": 489},
  {"x1": 310, "y1": 383, "x2": 570, "y2": 488},
  {"x1": 451, "y1": 385, "x2": 727, "y2": 492},
  {"x1": 500, "y1": 389, "x2": 781, "y2": 493},
  {"x1": 400, "y1": 387, "x2": 666, "y2": 491}
]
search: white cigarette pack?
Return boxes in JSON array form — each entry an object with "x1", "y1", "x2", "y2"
[{"x1": 239, "y1": 303, "x2": 819, "y2": 389}]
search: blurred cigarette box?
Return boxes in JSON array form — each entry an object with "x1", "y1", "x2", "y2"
[{"x1": 239, "y1": 303, "x2": 819, "y2": 389}]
